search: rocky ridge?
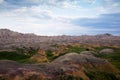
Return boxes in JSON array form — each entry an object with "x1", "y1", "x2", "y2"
[{"x1": 0, "y1": 29, "x2": 120, "y2": 52}]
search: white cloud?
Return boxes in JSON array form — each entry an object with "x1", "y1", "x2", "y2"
[
  {"x1": 92, "y1": 7, "x2": 107, "y2": 13},
  {"x1": 0, "y1": 0, "x2": 3, "y2": 4},
  {"x1": 0, "y1": 16, "x2": 89, "y2": 36},
  {"x1": 84, "y1": 0, "x2": 96, "y2": 4},
  {"x1": 0, "y1": 6, "x2": 90, "y2": 36},
  {"x1": 5, "y1": 6, "x2": 53, "y2": 22}
]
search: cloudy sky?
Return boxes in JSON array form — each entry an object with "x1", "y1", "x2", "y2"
[{"x1": 0, "y1": 0, "x2": 120, "y2": 35}]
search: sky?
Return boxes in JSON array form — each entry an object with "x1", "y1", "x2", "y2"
[{"x1": 0, "y1": 0, "x2": 120, "y2": 35}]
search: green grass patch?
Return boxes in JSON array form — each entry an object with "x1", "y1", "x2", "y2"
[
  {"x1": 0, "y1": 51, "x2": 30, "y2": 63},
  {"x1": 66, "y1": 45, "x2": 85, "y2": 53}
]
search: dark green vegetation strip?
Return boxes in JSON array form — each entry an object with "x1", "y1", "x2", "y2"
[{"x1": 0, "y1": 51, "x2": 30, "y2": 63}]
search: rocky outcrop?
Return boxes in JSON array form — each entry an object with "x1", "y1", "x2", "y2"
[
  {"x1": 80, "y1": 51, "x2": 96, "y2": 56},
  {"x1": 0, "y1": 51, "x2": 119, "y2": 80},
  {"x1": 53, "y1": 53, "x2": 117, "y2": 73},
  {"x1": 0, "y1": 60, "x2": 88, "y2": 80},
  {"x1": 99, "y1": 49, "x2": 114, "y2": 54}
]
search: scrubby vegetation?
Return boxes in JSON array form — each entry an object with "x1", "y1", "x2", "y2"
[
  {"x1": 0, "y1": 46, "x2": 120, "y2": 67},
  {"x1": 94, "y1": 47, "x2": 120, "y2": 70},
  {"x1": 0, "y1": 45, "x2": 120, "y2": 80}
]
